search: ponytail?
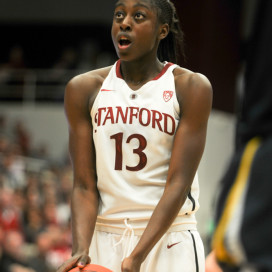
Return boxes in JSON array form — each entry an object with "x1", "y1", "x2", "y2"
[{"x1": 153, "y1": 0, "x2": 185, "y2": 64}]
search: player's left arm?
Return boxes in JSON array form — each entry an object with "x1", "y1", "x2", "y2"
[{"x1": 122, "y1": 71, "x2": 213, "y2": 271}]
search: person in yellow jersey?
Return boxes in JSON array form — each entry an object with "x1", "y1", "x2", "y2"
[{"x1": 206, "y1": 1, "x2": 272, "y2": 271}]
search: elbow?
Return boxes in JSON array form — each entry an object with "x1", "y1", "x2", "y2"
[
  {"x1": 165, "y1": 179, "x2": 190, "y2": 198},
  {"x1": 72, "y1": 176, "x2": 98, "y2": 197},
  {"x1": 72, "y1": 181, "x2": 100, "y2": 206},
  {"x1": 165, "y1": 174, "x2": 194, "y2": 200}
]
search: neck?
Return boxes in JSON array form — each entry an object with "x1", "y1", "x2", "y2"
[{"x1": 120, "y1": 57, "x2": 164, "y2": 86}]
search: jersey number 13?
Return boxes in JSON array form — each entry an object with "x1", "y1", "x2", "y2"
[{"x1": 110, "y1": 132, "x2": 147, "y2": 171}]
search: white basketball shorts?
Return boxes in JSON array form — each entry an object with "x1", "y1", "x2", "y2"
[{"x1": 89, "y1": 225, "x2": 205, "y2": 272}]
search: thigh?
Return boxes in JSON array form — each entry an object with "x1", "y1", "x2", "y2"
[
  {"x1": 89, "y1": 230, "x2": 124, "y2": 271},
  {"x1": 142, "y1": 230, "x2": 205, "y2": 272}
]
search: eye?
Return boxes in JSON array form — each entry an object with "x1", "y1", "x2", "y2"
[
  {"x1": 134, "y1": 12, "x2": 145, "y2": 20},
  {"x1": 114, "y1": 10, "x2": 125, "y2": 20}
]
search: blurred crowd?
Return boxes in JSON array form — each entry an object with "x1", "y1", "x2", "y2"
[
  {"x1": 0, "y1": 41, "x2": 116, "y2": 102},
  {"x1": 0, "y1": 114, "x2": 73, "y2": 272},
  {"x1": 0, "y1": 37, "x2": 116, "y2": 271}
]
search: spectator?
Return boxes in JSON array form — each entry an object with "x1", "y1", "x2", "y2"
[
  {"x1": 0, "y1": 230, "x2": 34, "y2": 272},
  {"x1": 0, "y1": 115, "x2": 73, "y2": 272},
  {"x1": 0, "y1": 188, "x2": 22, "y2": 232},
  {"x1": 0, "y1": 46, "x2": 26, "y2": 84},
  {"x1": 23, "y1": 206, "x2": 45, "y2": 244}
]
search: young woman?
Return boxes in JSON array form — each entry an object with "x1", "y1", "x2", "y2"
[{"x1": 57, "y1": 0, "x2": 212, "y2": 271}]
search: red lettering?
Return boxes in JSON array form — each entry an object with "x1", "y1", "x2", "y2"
[
  {"x1": 163, "y1": 113, "x2": 176, "y2": 135},
  {"x1": 97, "y1": 108, "x2": 106, "y2": 126},
  {"x1": 129, "y1": 107, "x2": 139, "y2": 124},
  {"x1": 116, "y1": 106, "x2": 128, "y2": 123},
  {"x1": 94, "y1": 112, "x2": 98, "y2": 124},
  {"x1": 151, "y1": 110, "x2": 163, "y2": 132},
  {"x1": 139, "y1": 108, "x2": 151, "y2": 126},
  {"x1": 96, "y1": 106, "x2": 175, "y2": 136},
  {"x1": 102, "y1": 107, "x2": 115, "y2": 126}
]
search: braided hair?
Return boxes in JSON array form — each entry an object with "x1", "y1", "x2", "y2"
[{"x1": 151, "y1": 0, "x2": 185, "y2": 64}]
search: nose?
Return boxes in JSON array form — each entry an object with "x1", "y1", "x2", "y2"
[{"x1": 120, "y1": 16, "x2": 132, "y2": 31}]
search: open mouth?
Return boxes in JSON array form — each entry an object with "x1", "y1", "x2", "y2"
[{"x1": 118, "y1": 36, "x2": 131, "y2": 48}]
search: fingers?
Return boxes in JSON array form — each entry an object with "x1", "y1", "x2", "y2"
[
  {"x1": 56, "y1": 259, "x2": 77, "y2": 272},
  {"x1": 77, "y1": 255, "x2": 91, "y2": 268},
  {"x1": 56, "y1": 255, "x2": 91, "y2": 272},
  {"x1": 121, "y1": 257, "x2": 140, "y2": 272}
]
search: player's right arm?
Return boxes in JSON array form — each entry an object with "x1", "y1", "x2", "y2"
[{"x1": 57, "y1": 68, "x2": 110, "y2": 272}]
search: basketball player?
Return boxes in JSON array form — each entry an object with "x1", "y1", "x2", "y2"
[
  {"x1": 206, "y1": 0, "x2": 272, "y2": 271},
  {"x1": 57, "y1": 0, "x2": 212, "y2": 271}
]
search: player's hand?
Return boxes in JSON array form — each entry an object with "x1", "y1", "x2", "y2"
[
  {"x1": 121, "y1": 256, "x2": 141, "y2": 272},
  {"x1": 56, "y1": 254, "x2": 91, "y2": 272},
  {"x1": 205, "y1": 251, "x2": 223, "y2": 272}
]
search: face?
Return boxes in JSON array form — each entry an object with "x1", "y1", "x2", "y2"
[{"x1": 111, "y1": 0, "x2": 167, "y2": 61}]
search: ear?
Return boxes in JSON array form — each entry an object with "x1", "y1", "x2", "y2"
[{"x1": 159, "y1": 23, "x2": 169, "y2": 40}]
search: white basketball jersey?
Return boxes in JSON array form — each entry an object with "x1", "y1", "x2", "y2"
[{"x1": 91, "y1": 60, "x2": 200, "y2": 227}]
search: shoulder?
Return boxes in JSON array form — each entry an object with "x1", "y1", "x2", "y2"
[
  {"x1": 65, "y1": 66, "x2": 113, "y2": 110},
  {"x1": 173, "y1": 66, "x2": 213, "y2": 114}
]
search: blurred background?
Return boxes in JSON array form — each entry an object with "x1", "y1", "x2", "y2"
[{"x1": 0, "y1": 0, "x2": 249, "y2": 271}]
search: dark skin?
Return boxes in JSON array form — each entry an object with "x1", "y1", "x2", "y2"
[{"x1": 57, "y1": 0, "x2": 212, "y2": 272}]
